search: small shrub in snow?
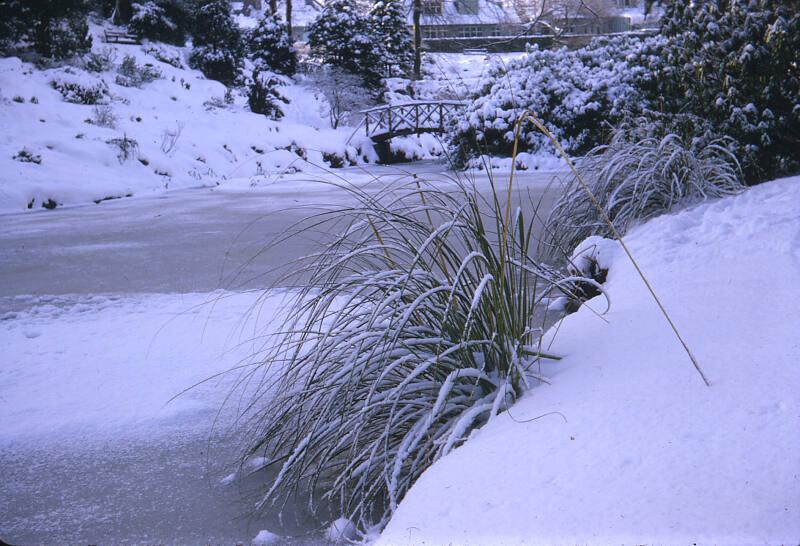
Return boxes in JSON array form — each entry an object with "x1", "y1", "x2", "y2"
[
  {"x1": 246, "y1": 13, "x2": 297, "y2": 76},
  {"x1": 12, "y1": 95, "x2": 24, "y2": 103},
  {"x1": 143, "y1": 45, "x2": 183, "y2": 68},
  {"x1": 90, "y1": 104, "x2": 118, "y2": 128},
  {"x1": 159, "y1": 122, "x2": 183, "y2": 155},
  {"x1": 325, "y1": 518, "x2": 357, "y2": 543},
  {"x1": 13, "y1": 149, "x2": 42, "y2": 164},
  {"x1": 106, "y1": 135, "x2": 139, "y2": 163},
  {"x1": 83, "y1": 47, "x2": 117, "y2": 73},
  {"x1": 543, "y1": 122, "x2": 745, "y2": 259},
  {"x1": 51, "y1": 75, "x2": 108, "y2": 104},
  {"x1": 188, "y1": 0, "x2": 242, "y2": 86},
  {"x1": 310, "y1": 66, "x2": 375, "y2": 129},
  {"x1": 115, "y1": 54, "x2": 162, "y2": 87},
  {"x1": 238, "y1": 176, "x2": 600, "y2": 530},
  {"x1": 247, "y1": 70, "x2": 288, "y2": 119}
]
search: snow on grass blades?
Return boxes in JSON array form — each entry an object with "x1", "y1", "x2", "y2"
[
  {"x1": 543, "y1": 122, "x2": 745, "y2": 261},
  {"x1": 238, "y1": 173, "x2": 604, "y2": 532}
]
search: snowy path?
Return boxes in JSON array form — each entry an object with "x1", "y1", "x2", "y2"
[{"x1": 0, "y1": 163, "x2": 562, "y2": 545}]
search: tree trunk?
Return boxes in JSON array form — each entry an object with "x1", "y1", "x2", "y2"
[
  {"x1": 269, "y1": 0, "x2": 277, "y2": 14},
  {"x1": 286, "y1": 0, "x2": 293, "y2": 40},
  {"x1": 113, "y1": 0, "x2": 132, "y2": 24},
  {"x1": 413, "y1": 0, "x2": 421, "y2": 79}
]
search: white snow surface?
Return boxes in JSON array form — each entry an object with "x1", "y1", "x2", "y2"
[
  {"x1": 379, "y1": 176, "x2": 800, "y2": 545},
  {"x1": 0, "y1": 290, "x2": 290, "y2": 439},
  {"x1": 0, "y1": 24, "x2": 375, "y2": 213}
]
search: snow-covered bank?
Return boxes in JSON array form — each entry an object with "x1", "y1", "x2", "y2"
[
  {"x1": 0, "y1": 24, "x2": 374, "y2": 213},
  {"x1": 379, "y1": 176, "x2": 800, "y2": 545}
]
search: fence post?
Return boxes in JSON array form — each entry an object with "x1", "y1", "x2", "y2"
[
  {"x1": 415, "y1": 104, "x2": 420, "y2": 133},
  {"x1": 365, "y1": 113, "x2": 370, "y2": 137},
  {"x1": 387, "y1": 108, "x2": 393, "y2": 138},
  {"x1": 439, "y1": 103, "x2": 444, "y2": 133}
]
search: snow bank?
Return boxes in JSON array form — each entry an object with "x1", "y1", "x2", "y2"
[
  {"x1": 379, "y1": 176, "x2": 800, "y2": 544},
  {"x1": 0, "y1": 25, "x2": 374, "y2": 212}
]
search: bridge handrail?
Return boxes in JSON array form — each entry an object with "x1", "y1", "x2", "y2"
[{"x1": 360, "y1": 100, "x2": 468, "y2": 114}]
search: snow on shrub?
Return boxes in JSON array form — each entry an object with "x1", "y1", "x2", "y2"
[
  {"x1": 50, "y1": 72, "x2": 108, "y2": 104},
  {"x1": 247, "y1": 70, "x2": 288, "y2": 119},
  {"x1": 128, "y1": 1, "x2": 182, "y2": 44},
  {"x1": 449, "y1": 35, "x2": 666, "y2": 166},
  {"x1": 237, "y1": 175, "x2": 602, "y2": 532},
  {"x1": 653, "y1": 0, "x2": 800, "y2": 183},
  {"x1": 543, "y1": 121, "x2": 745, "y2": 260},
  {"x1": 115, "y1": 54, "x2": 162, "y2": 87}
]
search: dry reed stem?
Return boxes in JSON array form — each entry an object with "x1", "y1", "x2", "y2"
[{"x1": 521, "y1": 111, "x2": 711, "y2": 387}]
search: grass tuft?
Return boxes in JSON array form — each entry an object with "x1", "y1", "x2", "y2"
[{"x1": 236, "y1": 172, "x2": 603, "y2": 531}]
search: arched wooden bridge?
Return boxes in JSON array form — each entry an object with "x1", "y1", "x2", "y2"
[{"x1": 362, "y1": 101, "x2": 467, "y2": 142}]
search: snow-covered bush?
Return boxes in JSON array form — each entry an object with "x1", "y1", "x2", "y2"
[
  {"x1": 653, "y1": 0, "x2": 800, "y2": 183},
  {"x1": 142, "y1": 44, "x2": 183, "y2": 68},
  {"x1": 247, "y1": 70, "x2": 287, "y2": 119},
  {"x1": 449, "y1": 35, "x2": 666, "y2": 166},
  {"x1": 115, "y1": 54, "x2": 162, "y2": 87},
  {"x1": 83, "y1": 47, "x2": 117, "y2": 72},
  {"x1": 50, "y1": 74, "x2": 108, "y2": 104},
  {"x1": 89, "y1": 104, "x2": 118, "y2": 128},
  {"x1": 0, "y1": 0, "x2": 91, "y2": 58},
  {"x1": 238, "y1": 176, "x2": 601, "y2": 531},
  {"x1": 189, "y1": 0, "x2": 242, "y2": 85},
  {"x1": 307, "y1": 0, "x2": 381, "y2": 88},
  {"x1": 246, "y1": 13, "x2": 297, "y2": 76},
  {"x1": 369, "y1": 0, "x2": 413, "y2": 77},
  {"x1": 128, "y1": 1, "x2": 182, "y2": 44},
  {"x1": 309, "y1": 66, "x2": 375, "y2": 128},
  {"x1": 543, "y1": 121, "x2": 745, "y2": 260}
]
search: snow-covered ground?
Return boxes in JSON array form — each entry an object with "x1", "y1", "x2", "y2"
[
  {"x1": 378, "y1": 175, "x2": 800, "y2": 545},
  {"x1": 0, "y1": 23, "x2": 376, "y2": 213}
]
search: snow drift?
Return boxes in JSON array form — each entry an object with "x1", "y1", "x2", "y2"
[{"x1": 378, "y1": 175, "x2": 800, "y2": 545}]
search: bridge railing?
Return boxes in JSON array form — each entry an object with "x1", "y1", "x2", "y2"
[{"x1": 361, "y1": 101, "x2": 467, "y2": 141}]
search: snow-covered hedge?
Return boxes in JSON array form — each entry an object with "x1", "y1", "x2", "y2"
[
  {"x1": 654, "y1": 0, "x2": 800, "y2": 183},
  {"x1": 449, "y1": 35, "x2": 666, "y2": 166}
]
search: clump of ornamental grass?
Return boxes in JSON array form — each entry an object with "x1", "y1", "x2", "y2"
[
  {"x1": 236, "y1": 172, "x2": 604, "y2": 533},
  {"x1": 542, "y1": 121, "x2": 745, "y2": 260}
]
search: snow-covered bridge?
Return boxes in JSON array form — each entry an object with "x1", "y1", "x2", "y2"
[{"x1": 362, "y1": 101, "x2": 467, "y2": 142}]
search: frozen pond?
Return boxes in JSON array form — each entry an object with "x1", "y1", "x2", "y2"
[{"x1": 0, "y1": 162, "x2": 564, "y2": 545}]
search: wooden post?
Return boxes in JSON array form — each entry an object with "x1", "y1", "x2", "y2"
[
  {"x1": 439, "y1": 103, "x2": 444, "y2": 133},
  {"x1": 415, "y1": 104, "x2": 420, "y2": 133},
  {"x1": 365, "y1": 112, "x2": 370, "y2": 137},
  {"x1": 387, "y1": 108, "x2": 393, "y2": 139}
]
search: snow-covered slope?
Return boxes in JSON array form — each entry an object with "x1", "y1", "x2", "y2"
[
  {"x1": 0, "y1": 25, "x2": 374, "y2": 212},
  {"x1": 378, "y1": 176, "x2": 800, "y2": 545}
]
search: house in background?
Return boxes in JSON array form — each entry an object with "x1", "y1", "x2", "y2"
[{"x1": 233, "y1": 0, "x2": 654, "y2": 52}]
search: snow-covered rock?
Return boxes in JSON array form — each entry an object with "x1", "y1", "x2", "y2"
[
  {"x1": 325, "y1": 517, "x2": 357, "y2": 543},
  {"x1": 252, "y1": 528, "x2": 281, "y2": 545}
]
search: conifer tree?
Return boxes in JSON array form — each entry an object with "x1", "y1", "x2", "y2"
[
  {"x1": 189, "y1": 0, "x2": 242, "y2": 85},
  {"x1": 247, "y1": 12, "x2": 297, "y2": 76},
  {"x1": 307, "y1": 0, "x2": 381, "y2": 87},
  {"x1": 369, "y1": 0, "x2": 413, "y2": 77}
]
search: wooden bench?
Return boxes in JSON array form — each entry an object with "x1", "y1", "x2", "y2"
[
  {"x1": 104, "y1": 30, "x2": 141, "y2": 44},
  {"x1": 462, "y1": 48, "x2": 489, "y2": 55}
]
